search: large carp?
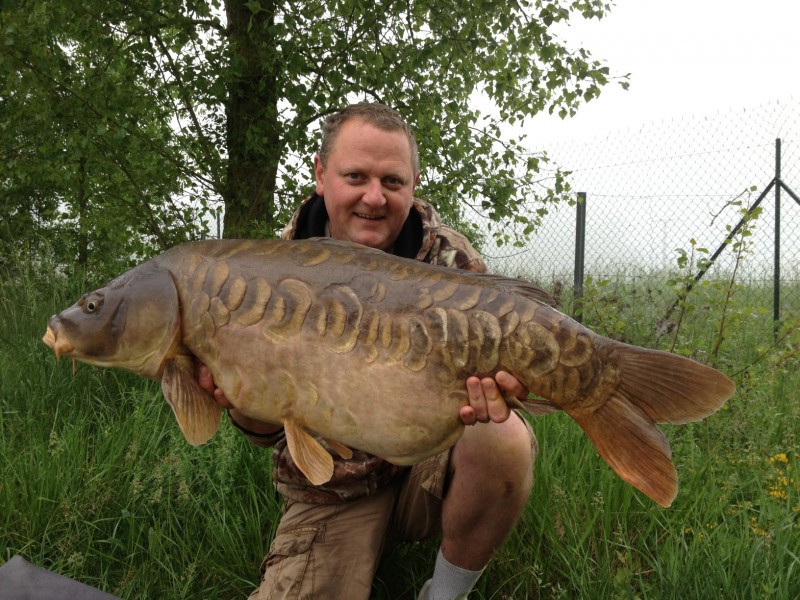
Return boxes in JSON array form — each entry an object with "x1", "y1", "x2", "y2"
[{"x1": 43, "y1": 238, "x2": 734, "y2": 506}]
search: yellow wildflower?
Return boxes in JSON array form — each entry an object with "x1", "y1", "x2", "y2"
[{"x1": 749, "y1": 516, "x2": 768, "y2": 538}]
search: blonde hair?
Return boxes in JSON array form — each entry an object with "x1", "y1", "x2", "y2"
[{"x1": 319, "y1": 103, "x2": 420, "y2": 174}]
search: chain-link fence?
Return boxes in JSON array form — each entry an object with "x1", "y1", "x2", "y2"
[{"x1": 484, "y1": 98, "x2": 800, "y2": 328}]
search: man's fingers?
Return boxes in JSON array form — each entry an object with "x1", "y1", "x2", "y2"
[
  {"x1": 466, "y1": 376, "x2": 488, "y2": 423},
  {"x1": 459, "y1": 405, "x2": 478, "y2": 426},
  {"x1": 463, "y1": 376, "x2": 510, "y2": 425},
  {"x1": 213, "y1": 388, "x2": 234, "y2": 409},
  {"x1": 197, "y1": 363, "x2": 234, "y2": 408},
  {"x1": 481, "y1": 378, "x2": 511, "y2": 423},
  {"x1": 495, "y1": 371, "x2": 527, "y2": 399},
  {"x1": 197, "y1": 364, "x2": 213, "y2": 391}
]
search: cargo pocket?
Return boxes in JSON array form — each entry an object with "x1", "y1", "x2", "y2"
[{"x1": 258, "y1": 526, "x2": 321, "y2": 599}]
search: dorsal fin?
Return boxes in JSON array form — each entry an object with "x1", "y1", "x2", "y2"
[{"x1": 475, "y1": 273, "x2": 557, "y2": 307}]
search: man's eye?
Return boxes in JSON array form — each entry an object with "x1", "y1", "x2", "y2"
[{"x1": 346, "y1": 173, "x2": 361, "y2": 180}]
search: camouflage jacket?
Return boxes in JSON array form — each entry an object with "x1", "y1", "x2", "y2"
[{"x1": 235, "y1": 193, "x2": 488, "y2": 504}]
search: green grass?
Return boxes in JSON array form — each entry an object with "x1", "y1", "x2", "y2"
[{"x1": 1, "y1": 269, "x2": 798, "y2": 599}]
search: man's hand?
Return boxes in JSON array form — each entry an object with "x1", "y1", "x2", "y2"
[
  {"x1": 197, "y1": 364, "x2": 234, "y2": 408},
  {"x1": 196, "y1": 363, "x2": 282, "y2": 436},
  {"x1": 460, "y1": 371, "x2": 526, "y2": 426}
]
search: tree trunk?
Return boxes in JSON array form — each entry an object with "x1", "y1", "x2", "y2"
[
  {"x1": 76, "y1": 154, "x2": 89, "y2": 269},
  {"x1": 223, "y1": 0, "x2": 282, "y2": 239}
]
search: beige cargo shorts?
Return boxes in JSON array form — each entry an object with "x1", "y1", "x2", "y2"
[{"x1": 249, "y1": 415, "x2": 536, "y2": 600}]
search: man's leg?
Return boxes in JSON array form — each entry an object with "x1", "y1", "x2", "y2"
[
  {"x1": 391, "y1": 413, "x2": 536, "y2": 599},
  {"x1": 440, "y1": 413, "x2": 535, "y2": 570},
  {"x1": 249, "y1": 484, "x2": 398, "y2": 600}
]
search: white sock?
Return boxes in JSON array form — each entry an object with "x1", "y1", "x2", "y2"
[{"x1": 428, "y1": 548, "x2": 485, "y2": 599}]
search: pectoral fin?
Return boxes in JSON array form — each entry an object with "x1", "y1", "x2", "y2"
[
  {"x1": 162, "y1": 358, "x2": 222, "y2": 445},
  {"x1": 284, "y1": 419, "x2": 334, "y2": 485}
]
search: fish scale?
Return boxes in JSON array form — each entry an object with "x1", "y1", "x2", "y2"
[{"x1": 42, "y1": 237, "x2": 735, "y2": 507}]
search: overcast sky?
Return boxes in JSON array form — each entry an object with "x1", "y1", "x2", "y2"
[{"x1": 528, "y1": 0, "x2": 800, "y2": 143}]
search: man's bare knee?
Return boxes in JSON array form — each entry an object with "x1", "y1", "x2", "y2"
[{"x1": 450, "y1": 415, "x2": 535, "y2": 496}]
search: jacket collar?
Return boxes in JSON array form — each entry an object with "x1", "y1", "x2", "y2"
[{"x1": 291, "y1": 193, "x2": 424, "y2": 259}]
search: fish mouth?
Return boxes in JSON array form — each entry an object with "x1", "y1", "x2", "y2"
[{"x1": 42, "y1": 324, "x2": 75, "y2": 359}]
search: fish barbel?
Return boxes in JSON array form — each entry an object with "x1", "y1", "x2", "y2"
[{"x1": 42, "y1": 238, "x2": 735, "y2": 506}]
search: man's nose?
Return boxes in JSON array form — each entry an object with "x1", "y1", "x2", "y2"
[{"x1": 362, "y1": 178, "x2": 386, "y2": 207}]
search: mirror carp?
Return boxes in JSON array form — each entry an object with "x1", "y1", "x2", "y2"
[{"x1": 43, "y1": 238, "x2": 735, "y2": 506}]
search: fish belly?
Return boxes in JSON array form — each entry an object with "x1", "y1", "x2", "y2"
[{"x1": 205, "y1": 328, "x2": 468, "y2": 464}]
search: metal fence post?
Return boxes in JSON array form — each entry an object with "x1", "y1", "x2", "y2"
[
  {"x1": 774, "y1": 138, "x2": 782, "y2": 337},
  {"x1": 574, "y1": 192, "x2": 587, "y2": 322}
]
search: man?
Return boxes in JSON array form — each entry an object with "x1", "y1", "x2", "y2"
[{"x1": 198, "y1": 103, "x2": 537, "y2": 599}]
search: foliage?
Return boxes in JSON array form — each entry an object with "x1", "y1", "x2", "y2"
[
  {"x1": 1, "y1": 1, "x2": 222, "y2": 279},
  {"x1": 1, "y1": 0, "x2": 621, "y2": 276},
  {"x1": 664, "y1": 188, "x2": 764, "y2": 360}
]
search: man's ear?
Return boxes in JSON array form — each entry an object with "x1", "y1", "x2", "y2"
[
  {"x1": 413, "y1": 172, "x2": 420, "y2": 189},
  {"x1": 314, "y1": 154, "x2": 325, "y2": 196}
]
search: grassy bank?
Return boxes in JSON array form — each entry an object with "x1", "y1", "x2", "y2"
[{"x1": 1, "y1": 269, "x2": 798, "y2": 598}]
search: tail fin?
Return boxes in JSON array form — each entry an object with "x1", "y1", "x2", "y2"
[
  {"x1": 567, "y1": 345, "x2": 735, "y2": 507},
  {"x1": 611, "y1": 344, "x2": 735, "y2": 424}
]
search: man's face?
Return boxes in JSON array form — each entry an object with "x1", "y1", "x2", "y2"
[{"x1": 314, "y1": 118, "x2": 419, "y2": 252}]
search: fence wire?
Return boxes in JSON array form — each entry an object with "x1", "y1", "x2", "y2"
[{"x1": 484, "y1": 98, "x2": 800, "y2": 323}]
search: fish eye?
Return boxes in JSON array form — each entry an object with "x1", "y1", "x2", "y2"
[{"x1": 80, "y1": 294, "x2": 104, "y2": 314}]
